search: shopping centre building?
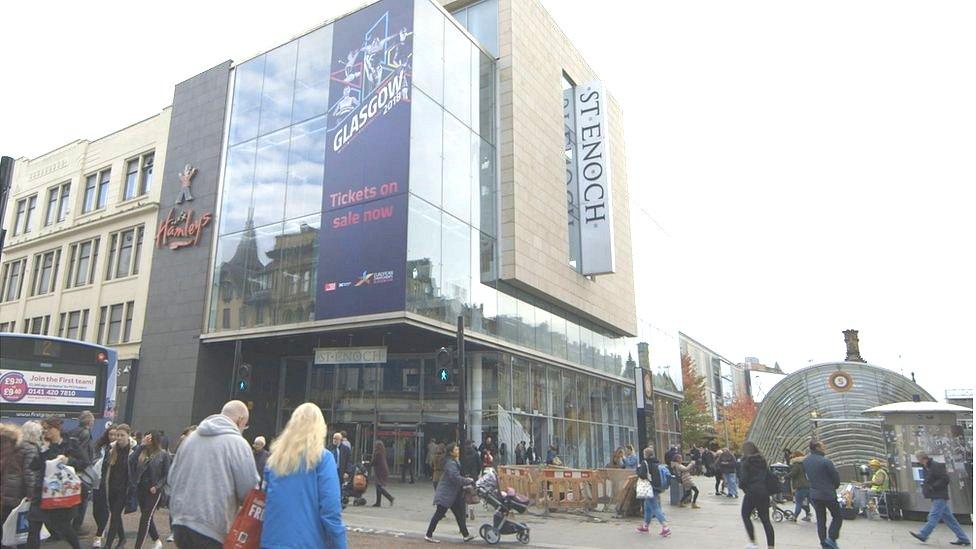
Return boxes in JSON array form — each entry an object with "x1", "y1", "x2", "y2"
[{"x1": 5, "y1": 0, "x2": 681, "y2": 470}]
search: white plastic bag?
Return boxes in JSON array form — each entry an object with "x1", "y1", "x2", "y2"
[
  {"x1": 41, "y1": 459, "x2": 82, "y2": 510},
  {"x1": 1, "y1": 498, "x2": 50, "y2": 546}
]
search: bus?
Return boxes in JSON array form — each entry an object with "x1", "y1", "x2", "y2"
[{"x1": 0, "y1": 332, "x2": 118, "y2": 436}]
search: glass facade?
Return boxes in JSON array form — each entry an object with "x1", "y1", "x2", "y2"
[{"x1": 207, "y1": 0, "x2": 635, "y2": 383}]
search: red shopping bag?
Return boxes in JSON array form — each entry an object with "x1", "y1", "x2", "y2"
[{"x1": 223, "y1": 488, "x2": 265, "y2": 549}]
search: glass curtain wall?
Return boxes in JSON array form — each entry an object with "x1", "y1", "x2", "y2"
[
  {"x1": 206, "y1": 0, "x2": 635, "y2": 386},
  {"x1": 210, "y1": 25, "x2": 332, "y2": 331}
]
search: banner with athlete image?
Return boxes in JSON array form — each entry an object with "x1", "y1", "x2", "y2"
[{"x1": 316, "y1": 0, "x2": 414, "y2": 320}]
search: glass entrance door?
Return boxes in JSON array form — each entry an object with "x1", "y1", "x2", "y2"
[{"x1": 276, "y1": 357, "x2": 311, "y2": 432}]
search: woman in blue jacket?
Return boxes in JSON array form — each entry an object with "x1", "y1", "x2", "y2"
[{"x1": 261, "y1": 403, "x2": 347, "y2": 549}]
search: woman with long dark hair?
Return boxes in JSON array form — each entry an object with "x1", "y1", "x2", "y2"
[
  {"x1": 89, "y1": 425, "x2": 117, "y2": 547},
  {"x1": 129, "y1": 431, "x2": 169, "y2": 549},
  {"x1": 103, "y1": 424, "x2": 132, "y2": 549},
  {"x1": 371, "y1": 440, "x2": 395, "y2": 507},
  {"x1": 0, "y1": 424, "x2": 31, "y2": 534},
  {"x1": 739, "y1": 441, "x2": 775, "y2": 549},
  {"x1": 425, "y1": 443, "x2": 475, "y2": 543}
]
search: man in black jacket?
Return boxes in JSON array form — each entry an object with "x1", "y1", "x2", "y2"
[
  {"x1": 910, "y1": 452, "x2": 972, "y2": 545},
  {"x1": 328, "y1": 433, "x2": 352, "y2": 483},
  {"x1": 803, "y1": 440, "x2": 842, "y2": 549}
]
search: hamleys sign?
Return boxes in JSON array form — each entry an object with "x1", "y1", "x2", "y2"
[{"x1": 155, "y1": 164, "x2": 214, "y2": 250}]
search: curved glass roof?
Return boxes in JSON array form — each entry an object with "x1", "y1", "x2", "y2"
[{"x1": 747, "y1": 362, "x2": 934, "y2": 468}]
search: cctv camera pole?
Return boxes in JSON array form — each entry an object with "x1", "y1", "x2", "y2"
[{"x1": 457, "y1": 315, "x2": 466, "y2": 447}]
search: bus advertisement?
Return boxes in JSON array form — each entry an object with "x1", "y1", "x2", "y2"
[{"x1": 0, "y1": 333, "x2": 118, "y2": 435}]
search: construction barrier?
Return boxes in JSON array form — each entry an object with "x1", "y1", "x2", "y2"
[{"x1": 496, "y1": 465, "x2": 607, "y2": 514}]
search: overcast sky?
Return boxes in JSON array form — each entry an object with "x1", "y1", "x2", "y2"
[{"x1": 2, "y1": 1, "x2": 973, "y2": 401}]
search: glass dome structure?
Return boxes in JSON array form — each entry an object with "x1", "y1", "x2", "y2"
[{"x1": 747, "y1": 361, "x2": 934, "y2": 471}]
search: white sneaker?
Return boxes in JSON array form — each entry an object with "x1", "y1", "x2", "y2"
[
  {"x1": 152, "y1": 541, "x2": 163, "y2": 549},
  {"x1": 745, "y1": 544, "x2": 759, "y2": 549},
  {"x1": 92, "y1": 538, "x2": 103, "y2": 548},
  {"x1": 166, "y1": 534, "x2": 174, "y2": 543}
]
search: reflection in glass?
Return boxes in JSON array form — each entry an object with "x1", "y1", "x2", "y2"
[
  {"x1": 443, "y1": 27, "x2": 471, "y2": 127},
  {"x1": 496, "y1": 290, "x2": 517, "y2": 343},
  {"x1": 229, "y1": 56, "x2": 266, "y2": 145},
  {"x1": 476, "y1": 138, "x2": 495, "y2": 235},
  {"x1": 496, "y1": 356, "x2": 511, "y2": 409},
  {"x1": 478, "y1": 51, "x2": 495, "y2": 142},
  {"x1": 512, "y1": 359, "x2": 528, "y2": 412},
  {"x1": 252, "y1": 128, "x2": 290, "y2": 228},
  {"x1": 534, "y1": 304, "x2": 553, "y2": 356},
  {"x1": 442, "y1": 113, "x2": 471, "y2": 222},
  {"x1": 293, "y1": 26, "x2": 332, "y2": 124},
  {"x1": 285, "y1": 116, "x2": 327, "y2": 220},
  {"x1": 516, "y1": 294, "x2": 535, "y2": 349},
  {"x1": 440, "y1": 213, "x2": 470, "y2": 323},
  {"x1": 409, "y1": 89, "x2": 443, "y2": 207},
  {"x1": 259, "y1": 42, "x2": 298, "y2": 136},
  {"x1": 406, "y1": 196, "x2": 442, "y2": 319},
  {"x1": 548, "y1": 368, "x2": 563, "y2": 418},
  {"x1": 413, "y1": 0, "x2": 444, "y2": 103},
  {"x1": 220, "y1": 141, "x2": 257, "y2": 235},
  {"x1": 269, "y1": 215, "x2": 320, "y2": 325}
]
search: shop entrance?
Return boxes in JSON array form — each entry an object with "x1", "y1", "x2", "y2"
[{"x1": 275, "y1": 357, "x2": 311, "y2": 433}]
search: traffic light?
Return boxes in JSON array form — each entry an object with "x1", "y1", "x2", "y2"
[
  {"x1": 236, "y1": 363, "x2": 252, "y2": 393},
  {"x1": 436, "y1": 347, "x2": 453, "y2": 385}
]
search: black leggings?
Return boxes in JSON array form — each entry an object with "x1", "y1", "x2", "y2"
[
  {"x1": 426, "y1": 499, "x2": 469, "y2": 538},
  {"x1": 28, "y1": 509, "x2": 80, "y2": 549},
  {"x1": 812, "y1": 498, "x2": 843, "y2": 545},
  {"x1": 134, "y1": 487, "x2": 162, "y2": 548},
  {"x1": 681, "y1": 485, "x2": 699, "y2": 504},
  {"x1": 93, "y1": 488, "x2": 110, "y2": 536},
  {"x1": 374, "y1": 483, "x2": 394, "y2": 505},
  {"x1": 741, "y1": 492, "x2": 775, "y2": 546},
  {"x1": 104, "y1": 494, "x2": 127, "y2": 548},
  {"x1": 715, "y1": 474, "x2": 723, "y2": 494}
]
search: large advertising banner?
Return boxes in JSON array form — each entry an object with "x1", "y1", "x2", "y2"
[
  {"x1": 0, "y1": 369, "x2": 98, "y2": 407},
  {"x1": 316, "y1": 0, "x2": 414, "y2": 320},
  {"x1": 573, "y1": 80, "x2": 615, "y2": 275}
]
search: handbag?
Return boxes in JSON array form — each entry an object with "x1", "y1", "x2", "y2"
[
  {"x1": 635, "y1": 461, "x2": 654, "y2": 499},
  {"x1": 2, "y1": 498, "x2": 49, "y2": 546},
  {"x1": 41, "y1": 459, "x2": 82, "y2": 510},
  {"x1": 224, "y1": 487, "x2": 266, "y2": 549}
]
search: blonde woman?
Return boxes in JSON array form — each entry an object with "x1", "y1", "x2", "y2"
[{"x1": 261, "y1": 403, "x2": 347, "y2": 548}]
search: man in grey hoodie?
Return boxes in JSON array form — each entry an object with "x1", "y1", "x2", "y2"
[{"x1": 167, "y1": 401, "x2": 259, "y2": 548}]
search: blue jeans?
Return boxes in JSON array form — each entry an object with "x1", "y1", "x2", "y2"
[
  {"x1": 643, "y1": 495, "x2": 667, "y2": 526},
  {"x1": 724, "y1": 472, "x2": 738, "y2": 496},
  {"x1": 919, "y1": 498, "x2": 971, "y2": 542},
  {"x1": 794, "y1": 487, "x2": 811, "y2": 517}
]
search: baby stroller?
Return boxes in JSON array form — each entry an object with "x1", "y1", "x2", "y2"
[
  {"x1": 475, "y1": 469, "x2": 530, "y2": 545},
  {"x1": 750, "y1": 499, "x2": 795, "y2": 522},
  {"x1": 343, "y1": 460, "x2": 370, "y2": 507}
]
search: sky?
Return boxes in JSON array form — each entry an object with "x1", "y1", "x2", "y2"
[{"x1": 2, "y1": 1, "x2": 973, "y2": 401}]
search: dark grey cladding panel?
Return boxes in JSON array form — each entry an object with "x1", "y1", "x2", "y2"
[{"x1": 134, "y1": 60, "x2": 232, "y2": 436}]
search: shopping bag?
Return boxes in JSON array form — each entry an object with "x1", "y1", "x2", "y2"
[
  {"x1": 635, "y1": 478, "x2": 654, "y2": 499},
  {"x1": 40, "y1": 459, "x2": 82, "y2": 510},
  {"x1": 2, "y1": 498, "x2": 50, "y2": 546},
  {"x1": 223, "y1": 487, "x2": 266, "y2": 549}
]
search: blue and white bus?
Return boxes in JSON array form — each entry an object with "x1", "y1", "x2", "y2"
[{"x1": 0, "y1": 333, "x2": 118, "y2": 436}]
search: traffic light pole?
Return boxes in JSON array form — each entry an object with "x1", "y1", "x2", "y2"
[{"x1": 456, "y1": 315, "x2": 466, "y2": 448}]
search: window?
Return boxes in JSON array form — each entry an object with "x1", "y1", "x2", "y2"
[
  {"x1": 12, "y1": 195, "x2": 38, "y2": 235},
  {"x1": 44, "y1": 182, "x2": 71, "y2": 226},
  {"x1": 98, "y1": 301, "x2": 134, "y2": 344},
  {"x1": 1, "y1": 258, "x2": 28, "y2": 302},
  {"x1": 0, "y1": 321, "x2": 14, "y2": 332},
  {"x1": 123, "y1": 151, "x2": 154, "y2": 200},
  {"x1": 25, "y1": 315, "x2": 50, "y2": 335},
  {"x1": 29, "y1": 249, "x2": 61, "y2": 296},
  {"x1": 58, "y1": 309, "x2": 90, "y2": 340},
  {"x1": 451, "y1": 0, "x2": 499, "y2": 57},
  {"x1": 83, "y1": 168, "x2": 111, "y2": 213},
  {"x1": 66, "y1": 237, "x2": 100, "y2": 288},
  {"x1": 106, "y1": 225, "x2": 144, "y2": 280}
]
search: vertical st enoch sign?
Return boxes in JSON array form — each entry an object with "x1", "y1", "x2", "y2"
[
  {"x1": 573, "y1": 80, "x2": 615, "y2": 276},
  {"x1": 316, "y1": 0, "x2": 414, "y2": 320}
]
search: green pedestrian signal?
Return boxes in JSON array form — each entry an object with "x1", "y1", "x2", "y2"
[{"x1": 438, "y1": 368, "x2": 450, "y2": 383}]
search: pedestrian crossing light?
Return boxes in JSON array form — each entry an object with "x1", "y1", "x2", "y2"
[
  {"x1": 236, "y1": 363, "x2": 252, "y2": 393},
  {"x1": 436, "y1": 346, "x2": 453, "y2": 385}
]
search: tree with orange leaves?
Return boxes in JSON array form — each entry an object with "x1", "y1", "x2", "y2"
[{"x1": 717, "y1": 395, "x2": 758, "y2": 452}]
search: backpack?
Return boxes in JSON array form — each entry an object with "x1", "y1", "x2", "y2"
[{"x1": 655, "y1": 464, "x2": 672, "y2": 491}]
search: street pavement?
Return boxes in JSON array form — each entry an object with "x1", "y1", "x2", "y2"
[{"x1": 44, "y1": 478, "x2": 972, "y2": 548}]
